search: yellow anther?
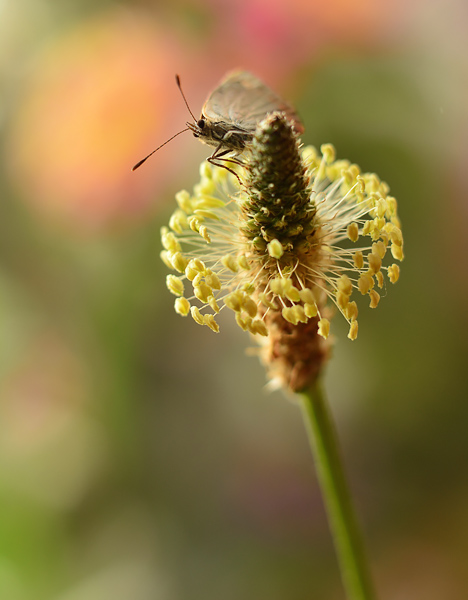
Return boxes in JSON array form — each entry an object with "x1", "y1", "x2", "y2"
[
  {"x1": 328, "y1": 160, "x2": 350, "y2": 181},
  {"x1": 267, "y1": 239, "x2": 284, "y2": 259},
  {"x1": 249, "y1": 319, "x2": 268, "y2": 337},
  {"x1": 194, "y1": 282, "x2": 212, "y2": 303},
  {"x1": 367, "y1": 194, "x2": 379, "y2": 213},
  {"x1": 304, "y1": 303, "x2": 318, "y2": 318},
  {"x1": 375, "y1": 217, "x2": 386, "y2": 233},
  {"x1": 368, "y1": 252, "x2": 382, "y2": 274},
  {"x1": 205, "y1": 270, "x2": 221, "y2": 290},
  {"x1": 342, "y1": 167, "x2": 357, "y2": 186},
  {"x1": 224, "y1": 291, "x2": 243, "y2": 312},
  {"x1": 388, "y1": 264, "x2": 400, "y2": 283},
  {"x1": 170, "y1": 252, "x2": 188, "y2": 273},
  {"x1": 347, "y1": 222, "x2": 359, "y2": 242},
  {"x1": 237, "y1": 254, "x2": 250, "y2": 270},
  {"x1": 376, "y1": 198, "x2": 387, "y2": 218},
  {"x1": 203, "y1": 314, "x2": 219, "y2": 333},
  {"x1": 379, "y1": 231, "x2": 389, "y2": 247},
  {"x1": 166, "y1": 274, "x2": 184, "y2": 296},
  {"x1": 199, "y1": 225, "x2": 211, "y2": 243},
  {"x1": 294, "y1": 305, "x2": 308, "y2": 323},
  {"x1": 192, "y1": 273, "x2": 203, "y2": 286},
  {"x1": 348, "y1": 321, "x2": 358, "y2": 341},
  {"x1": 208, "y1": 296, "x2": 220, "y2": 313},
  {"x1": 161, "y1": 231, "x2": 181, "y2": 253},
  {"x1": 188, "y1": 216, "x2": 201, "y2": 232},
  {"x1": 318, "y1": 318, "x2": 330, "y2": 339},
  {"x1": 185, "y1": 266, "x2": 197, "y2": 281},
  {"x1": 242, "y1": 296, "x2": 258, "y2": 318},
  {"x1": 174, "y1": 297, "x2": 190, "y2": 316},
  {"x1": 361, "y1": 220, "x2": 371, "y2": 236},
  {"x1": 372, "y1": 241, "x2": 386, "y2": 259},
  {"x1": 282, "y1": 306, "x2": 299, "y2": 325},
  {"x1": 301, "y1": 145, "x2": 319, "y2": 165},
  {"x1": 221, "y1": 254, "x2": 238, "y2": 272},
  {"x1": 356, "y1": 175, "x2": 366, "y2": 194},
  {"x1": 188, "y1": 258, "x2": 205, "y2": 272},
  {"x1": 348, "y1": 164, "x2": 361, "y2": 180},
  {"x1": 389, "y1": 225, "x2": 403, "y2": 247},
  {"x1": 285, "y1": 283, "x2": 301, "y2": 303},
  {"x1": 175, "y1": 189, "x2": 193, "y2": 213},
  {"x1": 345, "y1": 301, "x2": 358, "y2": 321},
  {"x1": 169, "y1": 210, "x2": 188, "y2": 234},
  {"x1": 386, "y1": 196, "x2": 397, "y2": 216},
  {"x1": 369, "y1": 289, "x2": 380, "y2": 308},
  {"x1": 269, "y1": 277, "x2": 285, "y2": 296},
  {"x1": 358, "y1": 272, "x2": 374, "y2": 295},
  {"x1": 190, "y1": 306, "x2": 204, "y2": 326},
  {"x1": 160, "y1": 250, "x2": 173, "y2": 269},
  {"x1": 364, "y1": 173, "x2": 380, "y2": 193},
  {"x1": 391, "y1": 244, "x2": 404, "y2": 261},
  {"x1": 235, "y1": 314, "x2": 252, "y2": 331},
  {"x1": 376, "y1": 271, "x2": 384, "y2": 288},
  {"x1": 337, "y1": 290, "x2": 349, "y2": 310},
  {"x1": 337, "y1": 274, "x2": 353, "y2": 296},
  {"x1": 321, "y1": 143, "x2": 336, "y2": 164},
  {"x1": 372, "y1": 217, "x2": 386, "y2": 240},
  {"x1": 354, "y1": 251, "x2": 364, "y2": 269}
]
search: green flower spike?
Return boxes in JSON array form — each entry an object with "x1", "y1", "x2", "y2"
[{"x1": 161, "y1": 112, "x2": 403, "y2": 393}]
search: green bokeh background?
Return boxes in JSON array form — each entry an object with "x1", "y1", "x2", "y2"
[{"x1": 1, "y1": 1, "x2": 467, "y2": 599}]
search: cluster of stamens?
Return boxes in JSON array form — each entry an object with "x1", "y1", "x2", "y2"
[{"x1": 160, "y1": 114, "x2": 403, "y2": 388}]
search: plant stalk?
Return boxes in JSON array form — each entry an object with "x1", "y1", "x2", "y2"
[{"x1": 298, "y1": 380, "x2": 377, "y2": 600}]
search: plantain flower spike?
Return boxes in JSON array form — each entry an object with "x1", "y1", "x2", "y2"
[{"x1": 161, "y1": 112, "x2": 403, "y2": 392}]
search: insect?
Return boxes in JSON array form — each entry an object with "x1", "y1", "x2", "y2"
[{"x1": 132, "y1": 70, "x2": 304, "y2": 176}]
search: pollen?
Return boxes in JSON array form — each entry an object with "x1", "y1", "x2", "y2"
[
  {"x1": 354, "y1": 251, "x2": 364, "y2": 269},
  {"x1": 174, "y1": 297, "x2": 190, "y2": 316},
  {"x1": 267, "y1": 239, "x2": 284, "y2": 259},
  {"x1": 369, "y1": 289, "x2": 380, "y2": 308},
  {"x1": 166, "y1": 274, "x2": 184, "y2": 296},
  {"x1": 388, "y1": 264, "x2": 400, "y2": 283},
  {"x1": 348, "y1": 321, "x2": 359, "y2": 341},
  {"x1": 318, "y1": 318, "x2": 330, "y2": 339},
  {"x1": 347, "y1": 223, "x2": 359, "y2": 242}
]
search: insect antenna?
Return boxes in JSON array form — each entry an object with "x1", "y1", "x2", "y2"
[
  {"x1": 175, "y1": 74, "x2": 197, "y2": 122},
  {"x1": 132, "y1": 127, "x2": 190, "y2": 171}
]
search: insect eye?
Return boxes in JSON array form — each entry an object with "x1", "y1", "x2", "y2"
[{"x1": 197, "y1": 119, "x2": 205, "y2": 129}]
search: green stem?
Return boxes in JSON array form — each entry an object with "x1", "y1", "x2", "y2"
[{"x1": 298, "y1": 380, "x2": 377, "y2": 600}]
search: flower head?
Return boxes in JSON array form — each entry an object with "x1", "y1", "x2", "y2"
[{"x1": 161, "y1": 113, "x2": 403, "y2": 391}]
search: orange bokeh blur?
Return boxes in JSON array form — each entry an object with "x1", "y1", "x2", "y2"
[{"x1": 7, "y1": 10, "x2": 190, "y2": 228}]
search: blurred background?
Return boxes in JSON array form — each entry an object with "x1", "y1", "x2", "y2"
[{"x1": 1, "y1": 0, "x2": 468, "y2": 599}]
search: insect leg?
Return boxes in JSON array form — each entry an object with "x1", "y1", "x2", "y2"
[{"x1": 208, "y1": 145, "x2": 243, "y2": 182}]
